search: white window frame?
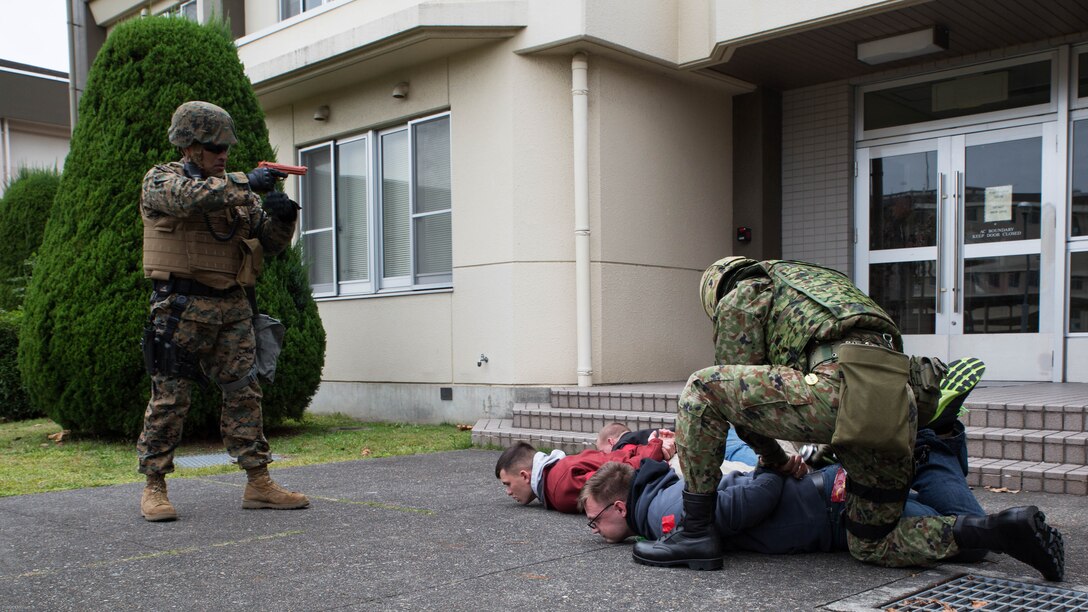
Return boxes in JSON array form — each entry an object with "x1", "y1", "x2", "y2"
[
  {"x1": 298, "y1": 141, "x2": 336, "y2": 298},
  {"x1": 410, "y1": 114, "x2": 455, "y2": 289},
  {"x1": 161, "y1": 0, "x2": 197, "y2": 20},
  {"x1": 279, "y1": 0, "x2": 328, "y2": 21},
  {"x1": 856, "y1": 51, "x2": 1059, "y2": 142},
  {"x1": 335, "y1": 133, "x2": 373, "y2": 296},
  {"x1": 1074, "y1": 44, "x2": 1088, "y2": 112},
  {"x1": 377, "y1": 124, "x2": 411, "y2": 292},
  {"x1": 298, "y1": 111, "x2": 453, "y2": 299}
]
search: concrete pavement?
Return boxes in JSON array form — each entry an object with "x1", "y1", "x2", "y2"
[{"x1": 1, "y1": 449, "x2": 1085, "y2": 611}]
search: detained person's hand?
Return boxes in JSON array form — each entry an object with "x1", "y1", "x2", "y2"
[
  {"x1": 772, "y1": 454, "x2": 809, "y2": 479},
  {"x1": 650, "y1": 429, "x2": 676, "y2": 460}
]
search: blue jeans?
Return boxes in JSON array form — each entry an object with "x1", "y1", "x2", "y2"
[
  {"x1": 724, "y1": 428, "x2": 758, "y2": 466},
  {"x1": 908, "y1": 420, "x2": 984, "y2": 517},
  {"x1": 902, "y1": 420, "x2": 987, "y2": 562},
  {"x1": 829, "y1": 421, "x2": 985, "y2": 554}
]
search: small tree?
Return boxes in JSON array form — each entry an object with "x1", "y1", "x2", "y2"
[
  {"x1": 19, "y1": 16, "x2": 325, "y2": 437},
  {"x1": 0, "y1": 168, "x2": 60, "y2": 310}
]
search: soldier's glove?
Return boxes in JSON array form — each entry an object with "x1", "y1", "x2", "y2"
[
  {"x1": 246, "y1": 167, "x2": 288, "y2": 193},
  {"x1": 262, "y1": 191, "x2": 300, "y2": 223}
]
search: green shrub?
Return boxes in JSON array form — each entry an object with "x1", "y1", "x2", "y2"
[
  {"x1": 18, "y1": 17, "x2": 326, "y2": 438},
  {"x1": 0, "y1": 168, "x2": 60, "y2": 310},
  {"x1": 0, "y1": 310, "x2": 39, "y2": 421}
]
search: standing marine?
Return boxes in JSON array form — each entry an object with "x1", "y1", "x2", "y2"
[
  {"x1": 136, "y1": 101, "x2": 307, "y2": 521},
  {"x1": 632, "y1": 257, "x2": 1064, "y2": 581}
]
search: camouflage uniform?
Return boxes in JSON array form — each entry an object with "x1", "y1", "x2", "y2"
[
  {"x1": 136, "y1": 162, "x2": 294, "y2": 475},
  {"x1": 676, "y1": 260, "x2": 959, "y2": 567}
]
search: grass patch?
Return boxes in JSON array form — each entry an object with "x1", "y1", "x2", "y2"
[{"x1": 0, "y1": 414, "x2": 472, "y2": 497}]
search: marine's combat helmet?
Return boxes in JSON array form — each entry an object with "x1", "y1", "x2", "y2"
[
  {"x1": 700, "y1": 256, "x2": 758, "y2": 319},
  {"x1": 168, "y1": 101, "x2": 238, "y2": 148}
]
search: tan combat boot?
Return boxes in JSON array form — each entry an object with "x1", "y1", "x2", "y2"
[
  {"x1": 140, "y1": 473, "x2": 178, "y2": 522},
  {"x1": 242, "y1": 466, "x2": 310, "y2": 509}
]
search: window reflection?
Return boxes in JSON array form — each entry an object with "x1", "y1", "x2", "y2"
[
  {"x1": 964, "y1": 255, "x2": 1040, "y2": 334},
  {"x1": 869, "y1": 152, "x2": 938, "y2": 250},
  {"x1": 964, "y1": 138, "x2": 1041, "y2": 244},
  {"x1": 1072, "y1": 253, "x2": 1088, "y2": 334},
  {"x1": 1073, "y1": 120, "x2": 1088, "y2": 237},
  {"x1": 864, "y1": 60, "x2": 1051, "y2": 131},
  {"x1": 869, "y1": 261, "x2": 936, "y2": 335}
]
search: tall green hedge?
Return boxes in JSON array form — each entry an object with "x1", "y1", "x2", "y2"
[
  {"x1": 0, "y1": 310, "x2": 37, "y2": 421},
  {"x1": 0, "y1": 168, "x2": 60, "y2": 310},
  {"x1": 18, "y1": 17, "x2": 326, "y2": 438}
]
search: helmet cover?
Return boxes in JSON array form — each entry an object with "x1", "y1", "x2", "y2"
[
  {"x1": 700, "y1": 256, "x2": 757, "y2": 319},
  {"x1": 168, "y1": 101, "x2": 238, "y2": 148}
]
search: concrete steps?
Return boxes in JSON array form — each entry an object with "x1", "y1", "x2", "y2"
[{"x1": 471, "y1": 382, "x2": 1088, "y2": 496}]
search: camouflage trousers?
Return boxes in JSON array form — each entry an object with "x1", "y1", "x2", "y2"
[
  {"x1": 676, "y1": 361, "x2": 959, "y2": 567},
  {"x1": 137, "y1": 292, "x2": 271, "y2": 475}
]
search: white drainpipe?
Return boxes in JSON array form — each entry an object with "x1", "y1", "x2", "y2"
[
  {"x1": 572, "y1": 52, "x2": 592, "y2": 387},
  {"x1": 1, "y1": 118, "x2": 10, "y2": 193}
]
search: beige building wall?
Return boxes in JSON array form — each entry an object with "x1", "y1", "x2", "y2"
[
  {"x1": 592, "y1": 56, "x2": 732, "y2": 382},
  {"x1": 1, "y1": 121, "x2": 69, "y2": 191},
  {"x1": 264, "y1": 36, "x2": 733, "y2": 394}
]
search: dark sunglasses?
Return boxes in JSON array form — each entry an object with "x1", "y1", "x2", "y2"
[{"x1": 200, "y1": 142, "x2": 230, "y2": 154}]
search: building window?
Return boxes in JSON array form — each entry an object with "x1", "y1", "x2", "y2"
[
  {"x1": 164, "y1": 1, "x2": 197, "y2": 20},
  {"x1": 862, "y1": 58, "x2": 1051, "y2": 132},
  {"x1": 1074, "y1": 119, "x2": 1088, "y2": 237},
  {"x1": 299, "y1": 113, "x2": 452, "y2": 297},
  {"x1": 1079, "y1": 51, "x2": 1088, "y2": 100},
  {"x1": 280, "y1": 0, "x2": 327, "y2": 20},
  {"x1": 1072, "y1": 252, "x2": 1088, "y2": 333}
]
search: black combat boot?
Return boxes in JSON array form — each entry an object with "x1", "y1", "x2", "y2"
[
  {"x1": 632, "y1": 491, "x2": 722, "y2": 570},
  {"x1": 953, "y1": 506, "x2": 1064, "y2": 581}
]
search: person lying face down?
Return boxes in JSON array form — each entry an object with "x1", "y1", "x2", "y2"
[
  {"x1": 580, "y1": 436, "x2": 986, "y2": 558},
  {"x1": 581, "y1": 457, "x2": 823, "y2": 550},
  {"x1": 494, "y1": 436, "x2": 673, "y2": 514},
  {"x1": 596, "y1": 422, "x2": 758, "y2": 468}
]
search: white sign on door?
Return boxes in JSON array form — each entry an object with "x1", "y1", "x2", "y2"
[{"x1": 984, "y1": 184, "x2": 1013, "y2": 223}]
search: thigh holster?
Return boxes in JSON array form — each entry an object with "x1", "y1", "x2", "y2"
[{"x1": 141, "y1": 295, "x2": 206, "y2": 384}]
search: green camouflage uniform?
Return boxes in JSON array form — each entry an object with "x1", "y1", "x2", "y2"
[
  {"x1": 677, "y1": 260, "x2": 959, "y2": 567},
  {"x1": 136, "y1": 163, "x2": 294, "y2": 475}
]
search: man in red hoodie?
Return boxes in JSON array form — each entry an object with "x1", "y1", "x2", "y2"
[{"x1": 494, "y1": 433, "x2": 673, "y2": 514}]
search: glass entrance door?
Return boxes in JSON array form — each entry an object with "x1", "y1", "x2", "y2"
[{"x1": 857, "y1": 124, "x2": 1060, "y2": 380}]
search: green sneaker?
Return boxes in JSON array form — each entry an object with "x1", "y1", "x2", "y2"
[{"x1": 928, "y1": 357, "x2": 985, "y2": 432}]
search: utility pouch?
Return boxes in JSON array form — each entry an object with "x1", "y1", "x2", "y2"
[
  {"x1": 237, "y1": 238, "x2": 264, "y2": 287},
  {"x1": 831, "y1": 342, "x2": 912, "y2": 456},
  {"x1": 253, "y1": 313, "x2": 285, "y2": 382}
]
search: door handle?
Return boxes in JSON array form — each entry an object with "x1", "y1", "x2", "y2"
[
  {"x1": 953, "y1": 171, "x2": 962, "y2": 314},
  {"x1": 936, "y1": 172, "x2": 944, "y2": 315}
]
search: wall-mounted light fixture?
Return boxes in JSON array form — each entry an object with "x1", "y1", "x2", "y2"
[
  {"x1": 857, "y1": 26, "x2": 948, "y2": 65},
  {"x1": 313, "y1": 105, "x2": 330, "y2": 121},
  {"x1": 392, "y1": 82, "x2": 409, "y2": 100}
]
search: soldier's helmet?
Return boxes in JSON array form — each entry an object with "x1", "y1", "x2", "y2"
[
  {"x1": 168, "y1": 101, "x2": 238, "y2": 148},
  {"x1": 700, "y1": 256, "x2": 758, "y2": 319}
]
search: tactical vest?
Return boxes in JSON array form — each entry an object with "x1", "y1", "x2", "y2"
[
  {"x1": 759, "y1": 260, "x2": 901, "y2": 369},
  {"x1": 142, "y1": 168, "x2": 263, "y2": 290}
]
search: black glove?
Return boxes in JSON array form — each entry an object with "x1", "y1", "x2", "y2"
[
  {"x1": 262, "y1": 191, "x2": 300, "y2": 222},
  {"x1": 246, "y1": 167, "x2": 288, "y2": 193},
  {"x1": 183, "y1": 161, "x2": 204, "y2": 179}
]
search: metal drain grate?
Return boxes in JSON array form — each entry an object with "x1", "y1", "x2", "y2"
[
  {"x1": 174, "y1": 453, "x2": 282, "y2": 468},
  {"x1": 884, "y1": 574, "x2": 1088, "y2": 611}
]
